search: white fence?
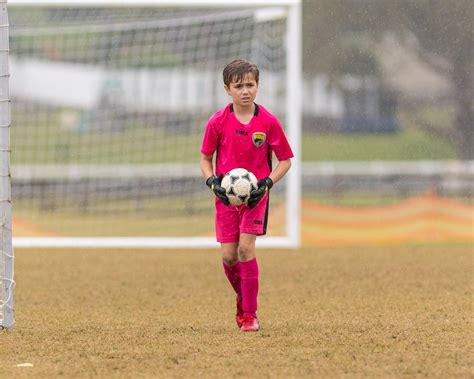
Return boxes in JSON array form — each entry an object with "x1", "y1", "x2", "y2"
[
  {"x1": 10, "y1": 57, "x2": 344, "y2": 117},
  {"x1": 301, "y1": 160, "x2": 474, "y2": 196},
  {"x1": 12, "y1": 160, "x2": 474, "y2": 196}
]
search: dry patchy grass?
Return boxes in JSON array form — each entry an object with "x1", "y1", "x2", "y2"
[{"x1": 1, "y1": 245, "x2": 472, "y2": 378}]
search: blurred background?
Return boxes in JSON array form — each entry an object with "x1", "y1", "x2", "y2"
[
  {"x1": 301, "y1": 0, "x2": 472, "y2": 161},
  {"x1": 6, "y1": 0, "x2": 473, "y2": 246},
  {"x1": 298, "y1": 0, "x2": 473, "y2": 245}
]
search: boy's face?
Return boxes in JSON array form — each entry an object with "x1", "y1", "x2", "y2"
[{"x1": 224, "y1": 73, "x2": 258, "y2": 108}]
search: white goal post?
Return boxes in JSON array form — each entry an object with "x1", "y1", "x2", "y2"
[
  {"x1": 0, "y1": 0, "x2": 14, "y2": 330},
  {"x1": 6, "y1": 0, "x2": 302, "y2": 249}
]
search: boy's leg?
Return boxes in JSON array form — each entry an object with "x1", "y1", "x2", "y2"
[
  {"x1": 222, "y1": 243, "x2": 240, "y2": 297},
  {"x1": 216, "y1": 200, "x2": 241, "y2": 294},
  {"x1": 221, "y1": 243, "x2": 242, "y2": 301},
  {"x1": 221, "y1": 243, "x2": 244, "y2": 327},
  {"x1": 216, "y1": 200, "x2": 243, "y2": 326},
  {"x1": 238, "y1": 233, "x2": 260, "y2": 330},
  {"x1": 237, "y1": 198, "x2": 267, "y2": 331}
]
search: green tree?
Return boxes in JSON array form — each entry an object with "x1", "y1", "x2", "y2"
[{"x1": 303, "y1": 0, "x2": 473, "y2": 159}]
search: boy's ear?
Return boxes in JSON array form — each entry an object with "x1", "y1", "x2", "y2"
[{"x1": 224, "y1": 84, "x2": 231, "y2": 95}]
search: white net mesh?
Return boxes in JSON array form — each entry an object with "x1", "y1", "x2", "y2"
[{"x1": 9, "y1": 5, "x2": 289, "y2": 240}]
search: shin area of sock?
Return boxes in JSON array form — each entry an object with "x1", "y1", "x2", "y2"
[
  {"x1": 240, "y1": 258, "x2": 259, "y2": 317},
  {"x1": 223, "y1": 261, "x2": 242, "y2": 297}
]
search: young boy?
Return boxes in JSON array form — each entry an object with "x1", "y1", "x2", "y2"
[{"x1": 200, "y1": 59, "x2": 293, "y2": 332}]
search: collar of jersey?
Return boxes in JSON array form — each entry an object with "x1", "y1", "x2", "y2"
[{"x1": 230, "y1": 103, "x2": 259, "y2": 116}]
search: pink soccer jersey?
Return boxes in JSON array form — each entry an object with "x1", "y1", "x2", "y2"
[{"x1": 201, "y1": 103, "x2": 294, "y2": 179}]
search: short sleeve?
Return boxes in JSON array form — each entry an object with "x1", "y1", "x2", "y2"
[
  {"x1": 267, "y1": 118, "x2": 294, "y2": 161},
  {"x1": 200, "y1": 118, "x2": 220, "y2": 156}
]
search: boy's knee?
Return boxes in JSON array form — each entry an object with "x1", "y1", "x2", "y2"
[
  {"x1": 238, "y1": 244, "x2": 254, "y2": 262},
  {"x1": 222, "y1": 249, "x2": 238, "y2": 266},
  {"x1": 222, "y1": 255, "x2": 238, "y2": 267}
]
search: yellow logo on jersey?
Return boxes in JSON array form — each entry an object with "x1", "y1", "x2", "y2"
[{"x1": 252, "y1": 132, "x2": 266, "y2": 147}]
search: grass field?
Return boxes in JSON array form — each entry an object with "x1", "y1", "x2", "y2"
[
  {"x1": 12, "y1": 106, "x2": 456, "y2": 164},
  {"x1": 1, "y1": 244, "x2": 472, "y2": 378},
  {"x1": 301, "y1": 129, "x2": 455, "y2": 161}
]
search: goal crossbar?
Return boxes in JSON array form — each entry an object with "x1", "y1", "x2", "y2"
[{"x1": 8, "y1": 0, "x2": 300, "y2": 8}]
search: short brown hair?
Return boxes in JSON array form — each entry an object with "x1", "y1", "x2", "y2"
[{"x1": 223, "y1": 59, "x2": 259, "y2": 87}]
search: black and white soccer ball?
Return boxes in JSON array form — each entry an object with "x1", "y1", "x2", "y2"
[{"x1": 221, "y1": 168, "x2": 258, "y2": 206}]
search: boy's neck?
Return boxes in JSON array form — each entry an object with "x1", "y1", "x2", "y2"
[{"x1": 232, "y1": 102, "x2": 255, "y2": 123}]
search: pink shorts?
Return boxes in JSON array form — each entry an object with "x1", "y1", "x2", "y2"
[{"x1": 215, "y1": 193, "x2": 269, "y2": 243}]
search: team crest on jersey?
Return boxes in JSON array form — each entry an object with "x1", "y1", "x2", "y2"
[{"x1": 252, "y1": 132, "x2": 266, "y2": 147}]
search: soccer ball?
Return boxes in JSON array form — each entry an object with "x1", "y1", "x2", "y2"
[{"x1": 221, "y1": 168, "x2": 258, "y2": 206}]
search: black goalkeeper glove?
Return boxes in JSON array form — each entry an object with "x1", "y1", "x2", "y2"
[
  {"x1": 248, "y1": 177, "x2": 273, "y2": 209},
  {"x1": 206, "y1": 174, "x2": 230, "y2": 206}
]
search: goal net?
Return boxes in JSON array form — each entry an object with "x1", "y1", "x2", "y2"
[{"x1": 7, "y1": 0, "x2": 301, "y2": 248}]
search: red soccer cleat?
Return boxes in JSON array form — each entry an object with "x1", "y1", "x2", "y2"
[
  {"x1": 240, "y1": 315, "x2": 260, "y2": 332},
  {"x1": 236, "y1": 296, "x2": 244, "y2": 328},
  {"x1": 236, "y1": 314, "x2": 245, "y2": 328}
]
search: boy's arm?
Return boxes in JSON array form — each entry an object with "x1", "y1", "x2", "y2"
[
  {"x1": 200, "y1": 154, "x2": 214, "y2": 180},
  {"x1": 269, "y1": 158, "x2": 292, "y2": 185}
]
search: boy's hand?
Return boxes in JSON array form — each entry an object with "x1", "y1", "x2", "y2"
[
  {"x1": 206, "y1": 175, "x2": 230, "y2": 206},
  {"x1": 248, "y1": 177, "x2": 273, "y2": 209}
]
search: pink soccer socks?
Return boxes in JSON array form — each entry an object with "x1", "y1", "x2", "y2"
[
  {"x1": 223, "y1": 262, "x2": 244, "y2": 326},
  {"x1": 235, "y1": 296, "x2": 245, "y2": 328},
  {"x1": 223, "y1": 261, "x2": 242, "y2": 297},
  {"x1": 239, "y1": 258, "x2": 259, "y2": 331},
  {"x1": 223, "y1": 258, "x2": 260, "y2": 331}
]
